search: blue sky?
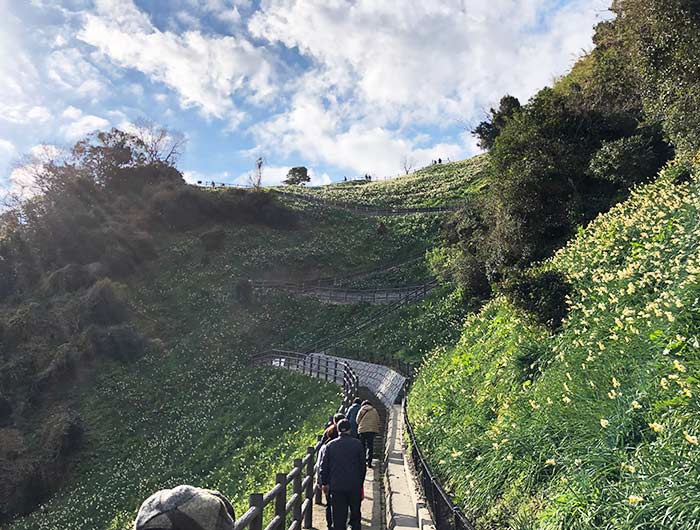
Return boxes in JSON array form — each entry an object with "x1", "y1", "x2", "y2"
[{"x1": 0, "y1": 0, "x2": 611, "y2": 192}]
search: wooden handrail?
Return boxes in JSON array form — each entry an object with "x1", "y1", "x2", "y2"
[{"x1": 236, "y1": 353, "x2": 359, "y2": 530}]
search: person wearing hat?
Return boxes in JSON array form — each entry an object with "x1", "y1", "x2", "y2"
[
  {"x1": 134, "y1": 485, "x2": 235, "y2": 530},
  {"x1": 319, "y1": 419, "x2": 365, "y2": 530}
]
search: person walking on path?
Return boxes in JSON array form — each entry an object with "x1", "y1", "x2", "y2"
[
  {"x1": 321, "y1": 413, "x2": 346, "y2": 445},
  {"x1": 357, "y1": 400, "x2": 380, "y2": 468},
  {"x1": 316, "y1": 443, "x2": 333, "y2": 530},
  {"x1": 320, "y1": 419, "x2": 366, "y2": 530},
  {"x1": 346, "y1": 398, "x2": 362, "y2": 437}
]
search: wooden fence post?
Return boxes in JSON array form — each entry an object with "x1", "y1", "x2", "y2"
[
  {"x1": 250, "y1": 493, "x2": 264, "y2": 530},
  {"x1": 293, "y1": 458, "x2": 303, "y2": 526},
  {"x1": 308, "y1": 445, "x2": 321, "y2": 516},
  {"x1": 275, "y1": 473, "x2": 287, "y2": 530}
]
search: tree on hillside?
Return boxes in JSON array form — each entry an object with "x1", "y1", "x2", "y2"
[
  {"x1": 284, "y1": 166, "x2": 310, "y2": 185},
  {"x1": 132, "y1": 118, "x2": 186, "y2": 165},
  {"x1": 401, "y1": 155, "x2": 415, "y2": 175},
  {"x1": 248, "y1": 156, "x2": 264, "y2": 189},
  {"x1": 472, "y1": 95, "x2": 521, "y2": 150}
]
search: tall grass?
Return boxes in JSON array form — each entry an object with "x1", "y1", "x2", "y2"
[{"x1": 409, "y1": 165, "x2": 700, "y2": 529}]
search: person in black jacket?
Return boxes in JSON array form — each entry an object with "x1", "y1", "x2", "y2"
[{"x1": 320, "y1": 419, "x2": 365, "y2": 530}]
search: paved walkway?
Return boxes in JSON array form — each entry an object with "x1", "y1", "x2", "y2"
[
  {"x1": 255, "y1": 351, "x2": 431, "y2": 530},
  {"x1": 384, "y1": 405, "x2": 423, "y2": 530},
  {"x1": 308, "y1": 406, "x2": 422, "y2": 530},
  {"x1": 310, "y1": 465, "x2": 382, "y2": 530}
]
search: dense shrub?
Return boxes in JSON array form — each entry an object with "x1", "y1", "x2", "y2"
[
  {"x1": 200, "y1": 228, "x2": 226, "y2": 251},
  {"x1": 428, "y1": 247, "x2": 490, "y2": 299},
  {"x1": 614, "y1": 0, "x2": 700, "y2": 154},
  {"x1": 472, "y1": 95, "x2": 522, "y2": 150},
  {"x1": 588, "y1": 128, "x2": 672, "y2": 187},
  {"x1": 89, "y1": 324, "x2": 145, "y2": 362},
  {"x1": 499, "y1": 269, "x2": 571, "y2": 330},
  {"x1": 81, "y1": 279, "x2": 129, "y2": 326},
  {"x1": 43, "y1": 264, "x2": 93, "y2": 293}
]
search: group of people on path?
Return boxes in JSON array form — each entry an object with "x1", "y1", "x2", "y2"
[
  {"x1": 130, "y1": 398, "x2": 380, "y2": 530},
  {"x1": 318, "y1": 398, "x2": 381, "y2": 530}
]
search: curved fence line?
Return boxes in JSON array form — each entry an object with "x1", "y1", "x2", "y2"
[
  {"x1": 403, "y1": 392, "x2": 476, "y2": 530},
  {"x1": 251, "y1": 349, "x2": 476, "y2": 530},
  {"x1": 232, "y1": 355, "x2": 358, "y2": 530},
  {"x1": 299, "y1": 282, "x2": 438, "y2": 353},
  {"x1": 271, "y1": 189, "x2": 458, "y2": 216},
  {"x1": 252, "y1": 280, "x2": 438, "y2": 305}
]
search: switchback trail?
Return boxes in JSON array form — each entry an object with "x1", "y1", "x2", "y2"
[
  {"x1": 252, "y1": 280, "x2": 438, "y2": 305},
  {"x1": 272, "y1": 189, "x2": 458, "y2": 216}
]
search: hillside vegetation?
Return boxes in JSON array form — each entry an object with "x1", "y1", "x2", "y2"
[
  {"x1": 409, "y1": 163, "x2": 700, "y2": 529},
  {"x1": 280, "y1": 155, "x2": 488, "y2": 208},
  {"x1": 3, "y1": 131, "x2": 465, "y2": 528}
]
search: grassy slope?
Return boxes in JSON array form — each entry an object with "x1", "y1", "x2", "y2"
[
  {"x1": 280, "y1": 155, "x2": 488, "y2": 208},
  {"x1": 9, "y1": 159, "x2": 482, "y2": 530},
  {"x1": 409, "y1": 168, "x2": 700, "y2": 529}
]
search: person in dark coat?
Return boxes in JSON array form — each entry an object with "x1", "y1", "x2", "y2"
[
  {"x1": 321, "y1": 413, "x2": 345, "y2": 445},
  {"x1": 320, "y1": 419, "x2": 365, "y2": 530},
  {"x1": 345, "y1": 398, "x2": 362, "y2": 437}
]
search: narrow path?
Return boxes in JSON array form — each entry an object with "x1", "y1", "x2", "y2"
[
  {"x1": 272, "y1": 189, "x2": 457, "y2": 216},
  {"x1": 310, "y1": 464, "x2": 382, "y2": 530},
  {"x1": 254, "y1": 351, "x2": 429, "y2": 530},
  {"x1": 253, "y1": 282, "x2": 437, "y2": 305}
]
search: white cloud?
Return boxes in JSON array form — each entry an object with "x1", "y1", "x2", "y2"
[
  {"x1": 47, "y1": 47, "x2": 106, "y2": 94},
  {"x1": 27, "y1": 106, "x2": 52, "y2": 123},
  {"x1": 0, "y1": 139, "x2": 17, "y2": 174},
  {"x1": 61, "y1": 114, "x2": 111, "y2": 140},
  {"x1": 247, "y1": 0, "x2": 610, "y2": 173},
  {"x1": 62, "y1": 105, "x2": 83, "y2": 120},
  {"x1": 3, "y1": 144, "x2": 63, "y2": 200},
  {"x1": 78, "y1": 0, "x2": 277, "y2": 122}
]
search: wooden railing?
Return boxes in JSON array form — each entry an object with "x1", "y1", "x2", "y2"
[
  {"x1": 252, "y1": 280, "x2": 438, "y2": 305},
  {"x1": 235, "y1": 352, "x2": 359, "y2": 530}
]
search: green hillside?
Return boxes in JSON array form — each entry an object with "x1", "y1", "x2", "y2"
[
  {"x1": 280, "y1": 155, "x2": 488, "y2": 208},
  {"x1": 408, "y1": 164, "x2": 700, "y2": 529},
  {"x1": 4, "y1": 174, "x2": 460, "y2": 529}
]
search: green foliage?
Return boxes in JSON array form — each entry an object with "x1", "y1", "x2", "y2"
[
  {"x1": 588, "y1": 128, "x2": 672, "y2": 187},
  {"x1": 283, "y1": 166, "x2": 310, "y2": 186},
  {"x1": 472, "y1": 95, "x2": 522, "y2": 150},
  {"x1": 5, "y1": 163, "x2": 458, "y2": 528},
  {"x1": 291, "y1": 155, "x2": 489, "y2": 208},
  {"x1": 499, "y1": 269, "x2": 571, "y2": 331},
  {"x1": 613, "y1": 0, "x2": 700, "y2": 154},
  {"x1": 409, "y1": 170, "x2": 700, "y2": 529}
]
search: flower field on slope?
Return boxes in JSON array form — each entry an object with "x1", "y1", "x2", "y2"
[
  {"x1": 409, "y1": 166, "x2": 700, "y2": 529},
  {"x1": 279, "y1": 155, "x2": 488, "y2": 208},
  {"x1": 8, "y1": 175, "x2": 457, "y2": 530}
]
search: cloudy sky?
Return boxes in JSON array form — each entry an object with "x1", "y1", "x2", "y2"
[{"x1": 0, "y1": 0, "x2": 610, "y2": 189}]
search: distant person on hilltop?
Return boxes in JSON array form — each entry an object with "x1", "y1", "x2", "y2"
[
  {"x1": 320, "y1": 419, "x2": 365, "y2": 530},
  {"x1": 357, "y1": 400, "x2": 380, "y2": 468},
  {"x1": 134, "y1": 485, "x2": 235, "y2": 530},
  {"x1": 346, "y1": 397, "x2": 362, "y2": 437},
  {"x1": 438, "y1": 158, "x2": 442, "y2": 164}
]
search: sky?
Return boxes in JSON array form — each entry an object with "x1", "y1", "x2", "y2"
[{"x1": 0, "y1": 0, "x2": 611, "y2": 190}]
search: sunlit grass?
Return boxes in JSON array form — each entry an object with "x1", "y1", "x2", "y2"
[{"x1": 409, "y1": 165, "x2": 700, "y2": 529}]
